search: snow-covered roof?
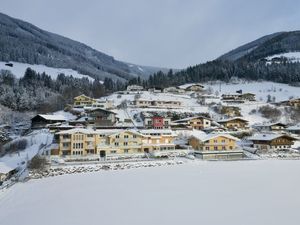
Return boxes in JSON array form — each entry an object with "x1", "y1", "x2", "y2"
[
  {"x1": 286, "y1": 124, "x2": 300, "y2": 131},
  {"x1": 218, "y1": 117, "x2": 249, "y2": 123},
  {"x1": 57, "y1": 128, "x2": 125, "y2": 135},
  {"x1": 173, "y1": 116, "x2": 211, "y2": 123},
  {"x1": 34, "y1": 114, "x2": 67, "y2": 121},
  {"x1": 248, "y1": 133, "x2": 296, "y2": 141},
  {"x1": 178, "y1": 83, "x2": 204, "y2": 89},
  {"x1": 0, "y1": 162, "x2": 17, "y2": 174},
  {"x1": 191, "y1": 132, "x2": 239, "y2": 142},
  {"x1": 139, "y1": 129, "x2": 176, "y2": 136}
]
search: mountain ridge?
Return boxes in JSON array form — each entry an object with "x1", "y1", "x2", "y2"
[{"x1": 0, "y1": 12, "x2": 170, "y2": 81}]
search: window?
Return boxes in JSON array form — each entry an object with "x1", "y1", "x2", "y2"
[
  {"x1": 124, "y1": 142, "x2": 128, "y2": 146},
  {"x1": 116, "y1": 135, "x2": 120, "y2": 139},
  {"x1": 165, "y1": 121, "x2": 169, "y2": 125},
  {"x1": 124, "y1": 149, "x2": 129, "y2": 153},
  {"x1": 63, "y1": 135, "x2": 70, "y2": 139},
  {"x1": 214, "y1": 146, "x2": 218, "y2": 150},
  {"x1": 214, "y1": 140, "x2": 218, "y2": 143},
  {"x1": 124, "y1": 135, "x2": 129, "y2": 139},
  {"x1": 222, "y1": 139, "x2": 226, "y2": 143},
  {"x1": 222, "y1": 146, "x2": 226, "y2": 150},
  {"x1": 205, "y1": 146, "x2": 210, "y2": 150},
  {"x1": 115, "y1": 142, "x2": 119, "y2": 146},
  {"x1": 63, "y1": 143, "x2": 69, "y2": 148},
  {"x1": 133, "y1": 135, "x2": 137, "y2": 139},
  {"x1": 87, "y1": 134, "x2": 93, "y2": 138},
  {"x1": 111, "y1": 150, "x2": 117, "y2": 154}
]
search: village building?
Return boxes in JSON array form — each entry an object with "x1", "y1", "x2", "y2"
[
  {"x1": 148, "y1": 87, "x2": 162, "y2": 93},
  {"x1": 188, "y1": 133, "x2": 243, "y2": 160},
  {"x1": 73, "y1": 94, "x2": 97, "y2": 108},
  {"x1": 132, "y1": 99, "x2": 182, "y2": 108},
  {"x1": 172, "y1": 116, "x2": 212, "y2": 130},
  {"x1": 71, "y1": 108, "x2": 117, "y2": 127},
  {"x1": 248, "y1": 133, "x2": 297, "y2": 152},
  {"x1": 217, "y1": 117, "x2": 249, "y2": 130},
  {"x1": 31, "y1": 114, "x2": 67, "y2": 129},
  {"x1": 221, "y1": 93, "x2": 256, "y2": 103},
  {"x1": 279, "y1": 98, "x2": 300, "y2": 108},
  {"x1": 127, "y1": 85, "x2": 144, "y2": 92},
  {"x1": 163, "y1": 86, "x2": 186, "y2": 94},
  {"x1": 179, "y1": 83, "x2": 205, "y2": 92},
  {"x1": 53, "y1": 128, "x2": 177, "y2": 157},
  {"x1": 142, "y1": 113, "x2": 171, "y2": 129},
  {"x1": 253, "y1": 122, "x2": 287, "y2": 132},
  {"x1": 219, "y1": 106, "x2": 241, "y2": 117}
]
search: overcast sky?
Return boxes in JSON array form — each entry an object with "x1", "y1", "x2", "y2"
[{"x1": 1, "y1": 0, "x2": 300, "y2": 68}]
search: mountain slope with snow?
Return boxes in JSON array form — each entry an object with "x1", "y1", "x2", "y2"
[
  {"x1": 0, "y1": 12, "x2": 169, "y2": 81},
  {"x1": 219, "y1": 31, "x2": 300, "y2": 62},
  {"x1": 0, "y1": 61, "x2": 94, "y2": 81}
]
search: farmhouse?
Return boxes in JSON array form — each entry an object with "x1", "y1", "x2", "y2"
[
  {"x1": 248, "y1": 133, "x2": 297, "y2": 152},
  {"x1": 31, "y1": 114, "x2": 67, "y2": 129}
]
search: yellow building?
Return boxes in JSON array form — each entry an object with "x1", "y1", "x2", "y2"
[
  {"x1": 189, "y1": 133, "x2": 243, "y2": 160},
  {"x1": 218, "y1": 117, "x2": 249, "y2": 130},
  {"x1": 54, "y1": 128, "x2": 177, "y2": 158},
  {"x1": 73, "y1": 94, "x2": 97, "y2": 107}
]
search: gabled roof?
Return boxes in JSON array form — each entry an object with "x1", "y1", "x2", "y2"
[
  {"x1": 108, "y1": 129, "x2": 145, "y2": 138},
  {"x1": 74, "y1": 94, "x2": 94, "y2": 100},
  {"x1": 218, "y1": 117, "x2": 249, "y2": 123},
  {"x1": 32, "y1": 114, "x2": 67, "y2": 121},
  {"x1": 173, "y1": 116, "x2": 211, "y2": 123},
  {"x1": 248, "y1": 133, "x2": 297, "y2": 141},
  {"x1": 191, "y1": 132, "x2": 239, "y2": 142},
  {"x1": 87, "y1": 108, "x2": 117, "y2": 114}
]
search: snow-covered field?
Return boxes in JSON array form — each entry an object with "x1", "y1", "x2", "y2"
[
  {"x1": 1, "y1": 160, "x2": 300, "y2": 225},
  {"x1": 206, "y1": 80, "x2": 300, "y2": 102},
  {"x1": 0, "y1": 61, "x2": 94, "y2": 81}
]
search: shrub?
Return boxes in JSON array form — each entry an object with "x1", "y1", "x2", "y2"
[
  {"x1": 3, "y1": 138, "x2": 28, "y2": 154},
  {"x1": 258, "y1": 105, "x2": 281, "y2": 121},
  {"x1": 28, "y1": 155, "x2": 47, "y2": 171}
]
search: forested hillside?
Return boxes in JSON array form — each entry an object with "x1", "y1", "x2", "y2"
[
  {"x1": 0, "y1": 68, "x2": 124, "y2": 112},
  {"x1": 0, "y1": 12, "x2": 167, "y2": 81}
]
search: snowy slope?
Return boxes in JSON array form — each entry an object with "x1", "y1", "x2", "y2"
[
  {"x1": 1, "y1": 160, "x2": 300, "y2": 225},
  {"x1": 206, "y1": 80, "x2": 300, "y2": 102},
  {"x1": 266, "y1": 52, "x2": 300, "y2": 62},
  {"x1": 0, "y1": 61, "x2": 94, "y2": 81}
]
